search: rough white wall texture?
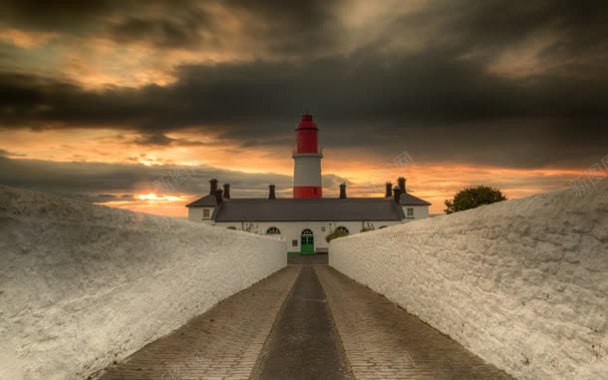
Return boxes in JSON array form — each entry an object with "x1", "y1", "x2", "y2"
[
  {"x1": 0, "y1": 185, "x2": 286, "y2": 380},
  {"x1": 330, "y1": 183, "x2": 608, "y2": 380}
]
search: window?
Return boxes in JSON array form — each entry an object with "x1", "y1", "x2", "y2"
[
  {"x1": 292, "y1": 239, "x2": 298, "y2": 247},
  {"x1": 203, "y1": 208, "x2": 210, "y2": 219},
  {"x1": 407, "y1": 207, "x2": 414, "y2": 217},
  {"x1": 335, "y1": 226, "x2": 349, "y2": 235},
  {"x1": 266, "y1": 226, "x2": 281, "y2": 235}
]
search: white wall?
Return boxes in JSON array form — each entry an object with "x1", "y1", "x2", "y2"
[
  {"x1": 187, "y1": 206, "x2": 214, "y2": 223},
  {"x1": 330, "y1": 183, "x2": 608, "y2": 380},
  {"x1": 292, "y1": 153, "x2": 322, "y2": 186},
  {"x1": 0, "y1": 185, "x2": 286, "y2": 380},
  {"x1": 401, "y1": 205, "x2": 429, "y2": 219},
  {"x1": 216, "y1": 220, "x2": 402, "y2": 252}
]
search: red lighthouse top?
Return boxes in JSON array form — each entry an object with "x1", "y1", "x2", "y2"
[
  {"x1": 295, "y1": 114, "x2": 319, "y2": 153},
  {"x1": 297, "y1": 114, "x2": 318, "y2": 130}
]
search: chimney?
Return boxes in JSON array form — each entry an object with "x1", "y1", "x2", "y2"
[
  {"x1": 393, "y1": 187, "x2": 402, "y2": 203},
  {"x1": 268, "y1": 184, "x2": 276, "y2": 199},
  {"x1": 215, "y1": 189, "x2": 223, "y2": 204},
  {"x1": 339, "y1": 183, "x2": 347, "y2": 199},
  {"x1": 385, "y1": 182, "x2": 392, "y2": 198},
  {"x1": 223, "y1": 183, "x2": 231, "y2": 199},
  {"x1": 398, "y1": 177, "x2": 407, "y2": 193},
  {"x1": 209, "y1": 178, "x2": 218, "y2": 194}
]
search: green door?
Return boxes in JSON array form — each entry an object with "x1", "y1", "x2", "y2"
[{"x1": 300, "y1": 229, "x2": 314, "y2": 254}]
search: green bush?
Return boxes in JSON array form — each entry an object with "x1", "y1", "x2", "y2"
[
  {"x1": 325, "y1": 229, "x2": 350, "y2": 243},
  {"x1": 444, "y1": 185, "x2": 507, "y2": 214}
]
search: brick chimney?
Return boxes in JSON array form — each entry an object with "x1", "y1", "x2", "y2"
[
  {"x1": 339, "y1": 183, "x2": 347, "y2": 199},
  {"x1": 209, "y1": 178, "x2": 218, "y2": 194},
  {"x1": 215, "y1": 189, "x2": 223, "y2": 204},
  {"x1": 397, "y1": 177, "x2": 407, "y2": 193},
  {"x1": 268, "y1": 184, "x2": 276, "y2": 199},
  {"x1": 393, "y1": 187, "x2": 402, "y2": 203},
  {"x1": 223, "y1": 183, "x2": 231, "y2": 199},
  {"x1": 385, "y1": 182, "x2": 392, "y2": 198}
]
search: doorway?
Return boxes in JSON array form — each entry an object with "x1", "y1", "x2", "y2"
[{"x1": 300, "y1": 229, "x2": 314, "y2": 254}]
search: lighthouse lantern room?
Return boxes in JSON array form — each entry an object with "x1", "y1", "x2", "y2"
[{"x1": 292, "y1": 114, "x2": 323, "y2": 198}]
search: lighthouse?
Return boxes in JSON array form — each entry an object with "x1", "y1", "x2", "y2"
[
  {"x1": 292, "y1": 114, "x2": 323, "y2": 198},
  {"x1": 188, "y1": 112, "x2": 432, "y2": 254}
]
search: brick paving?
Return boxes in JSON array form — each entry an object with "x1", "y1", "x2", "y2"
[
  {"x1": 316, "y1": 265, "x2": 513, "y2": 380},
  {"x1": 99, "y1": 266, "x2": 299, "y2": 380},
  {"x1": 98, "y1": 257, "x2": 514, "y2": 379}
]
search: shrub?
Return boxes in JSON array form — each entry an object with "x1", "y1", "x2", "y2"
[{"x1": 444, "y1": 185, "x2": 507, "y2": 214}]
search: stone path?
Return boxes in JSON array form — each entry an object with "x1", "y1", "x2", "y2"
[
  {"x1": 251, "y1": 266, "x2": 353, "y2": 379},
  {"x1": 99, "y1": 266, "x2": 299, "y2": 380},
  {"x1": 316, "y1": 266, "x2": 513, "y2": 380},
  {"x1": 99, "y1": 256, "x2": 513, "y2": 379}
]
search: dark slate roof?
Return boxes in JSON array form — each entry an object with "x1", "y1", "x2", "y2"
[
  {"x1": 399, "y1": 192, "x2": 431, "y2": 206},
  {"x1": 210, "y1": 198, "x2": 406, "y2": 222},
  {"x1": 185, "y1": 194, "x2": 217, "y2": 207}
]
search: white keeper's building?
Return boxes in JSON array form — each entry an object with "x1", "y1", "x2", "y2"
[{"x1": 187, "y1": 114, "x2": 430, "y2": 254}]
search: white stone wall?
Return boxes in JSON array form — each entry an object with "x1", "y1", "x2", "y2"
[
  {"x1": 0, "y1": 185, "x2": 286, "y2": 380},
  {"x1": 216, "y1": 220, "x2": 402, "y2": 252},
  {"x1": 330, "y1": 183, "x2": 608, "y2": 380}
]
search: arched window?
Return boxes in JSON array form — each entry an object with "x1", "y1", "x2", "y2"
[
  {"x1": 266, "y1": 226, "x2": 281, "y2": 235},
  {"x1": 335, "y1": 226, "x2": 349, "y2": 235},
  {"x1": 301, "y1": 228, "x2": 314, "y2": 237}
]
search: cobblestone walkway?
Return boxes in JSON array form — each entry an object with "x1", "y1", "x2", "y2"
[
  {"x1": 99, "y1": 257, "x2": 513, "y2": 379},
  {"x1": 316, "y1": 265, "x2": 513, "y2": 380},
  {"x1": 99, "y1": 266, "x2": 299, "y2": 380}
]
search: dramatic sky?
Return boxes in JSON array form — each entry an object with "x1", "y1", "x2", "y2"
[{"x1": 1, "y1": 0, "x2": 607, "y2": 216}]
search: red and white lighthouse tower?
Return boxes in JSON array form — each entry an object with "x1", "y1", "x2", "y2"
[{"x1": 293, "y1": 114, "x2": 322, "y2": 198}]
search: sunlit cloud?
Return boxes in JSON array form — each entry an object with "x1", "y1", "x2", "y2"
[
  {"x1": 486, "y1": 31, "x2": 562, "y2": 79},
  {"x1": 0, "y1": 28, "x2": 57, "y2": 49}
]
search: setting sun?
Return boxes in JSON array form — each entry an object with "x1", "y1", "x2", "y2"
[{"x1": 136, "y1": 193, "x2": 183, "y2": 202}]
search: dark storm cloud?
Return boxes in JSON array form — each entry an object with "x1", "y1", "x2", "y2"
[
  {"x1": 110, "y1": 0, "x2": 341, "y2": 51},
  {"x1": 0, "y1": 1, "x2": 213, "y2": 49},
  {"x1": 1, "y1": 0, "x2": 607, "y2": 169},
  {"x1": 224, "y1": 0, "x2": 344, "y2": 54},
  {"x1": 3, "y1": 49, "x2": 607, "y2": 127},
  {"x1": 1, "y1": 47, "x2": 607, "y2": 169},
  {"x1": 448, "y1": 0, "x2": 608, "y2": 51},
  {"x1": 110, "y1": 17, "x2": 205, "y2": 49},
  {"x1": 0, "y1": 0, "x2": 115, "y2": 33},
  {"x1": 107, "y1": 2, "x2": 216, "y2": 49},
  {"x1": 0, "y1": 0, "x2": 343, "y2": 52}
]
